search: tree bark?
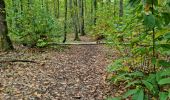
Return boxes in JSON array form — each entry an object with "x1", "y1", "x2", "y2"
[
  {"x1": 114, "y1": 0, "x2": 117, "y2": 16},
  {"x1": 63, "y1": 0, "x2": 68, "y2": 43},
  {"x1": 119, "y1": 0, "x2": 123, "y2": 17},
  {"x1": 57, "y1": 0, "x2": 60, "y2": 18},
  {"x1": 93, "y1": 0, "x2": 97, "y2": 25},
  {"x1": 80, "y1": 0, "x2": 85, "y2": 36},
  {"x1": 73, "y1": 0, "x2": 80, "y2": 41},
  {"x1": 0, "y1": 0, "x2": 14, "y2": 51},
  {"x1": 91, "y1": 0, "x2": 93, "y2": 24},
  {"x1": 54, "y1": 0, "x2": 57, "y2": 18}
]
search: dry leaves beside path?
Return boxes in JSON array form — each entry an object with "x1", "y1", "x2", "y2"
[{"x1": 0, "y1": 44, "x2": 116, "y2": 100}]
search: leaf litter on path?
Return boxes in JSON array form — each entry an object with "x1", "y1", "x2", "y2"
[{"x1": 0, "y1": 43, "x2": 119, "y2": 100}]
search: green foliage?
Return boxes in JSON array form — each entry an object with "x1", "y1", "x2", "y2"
[
  {"x1": 5, "y1": 0, "x2": 66, "y2": 47},
  {"x1": 106, "y1": 0, "x2": 170, "y2": 99},
  {"x1": 36, "y1": 39, "x2": 48, "y2": 48},
  {"x1": 108, "y1": 68, "x2": 170, "y2": 99},
  {"x1": 159, "y1": 92, "x2": 169, "y2": 100},
  {"x1": 144, "y1": 14, "x2": 155, "y2": 29}
]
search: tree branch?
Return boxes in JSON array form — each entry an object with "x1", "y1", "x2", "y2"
[{"x1": 0, "y1": 59, "x2": 37, "y2": 63}]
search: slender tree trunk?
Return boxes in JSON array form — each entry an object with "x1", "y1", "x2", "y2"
[
  {"x1": 57, "y1": 0, "x2": 60, "y2": 18},
  {"x1": 41, "y1": 0, "x2": 44, "y2": 8},
  {"x1": 114, "y1": 0, "x2": 117, "y2": 16},
  {"x1": 93, "y1": 0, "x2": 97, "y2": 25},
  {"x1": 80, "y1": 0, "x2": 85, "y2": 36},
  {"x1": 119, "y1": 0, "x2": 124, "y2": 42},
  {"x1": 101, "y1": 0, "x2": 104, "y2": 8},
  {"x1": 45, "y1": 0, "x2": 49, "y2": 13},
  {"x1": 77, "y1": 0, "x2": 81, "y2": 33},
  {"x1": 19, "y1": 0, "x2": 23, "y2": 32},
  {"x1": 0, "y1": 0, "x2": 14, "y2": 51},
  {"x1": 69, "y1": 0, "x2": 73, "y2": 19},
  {"x1": 12, "y1": 0, "x2": 18, "y2": 30},
  {"x1": 54, "y1": 0, "x2": 57, "y2": 18},
  {"x1": 84, "y1": 0, "x2": 87, "y2": 16},
  {"x1": 20, "y1": 0, "x2": 23, "y2": 13},
  {"x1": 119, "y1": 0, "x2": 123, "y2": 17},
  {"x1": 91, "y1": 0, "x2": 93, "y2": 24},
  {"x1": 73, "y1": 0, "x2": 80, "y2": 41},
  {"x1": 63, "y1": 0, "x2": 68, "y2": 43}
]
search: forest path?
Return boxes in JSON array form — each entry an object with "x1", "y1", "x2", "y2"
[{"x1": 0, "y1": 36, "x2": 116, "y2": 100}]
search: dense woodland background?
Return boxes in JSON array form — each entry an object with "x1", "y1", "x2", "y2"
[{"x1": 0, "y1": 0, "x2": 170, "y2": 99}]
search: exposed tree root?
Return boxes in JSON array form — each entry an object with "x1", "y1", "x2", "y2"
[{"x1": 0, "y1": 59, "x2": 37, "y2": 63}]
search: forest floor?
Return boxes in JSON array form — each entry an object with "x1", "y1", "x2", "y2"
[{"x1": 0, "y1": 35, "x2": 123, "y2": 100}]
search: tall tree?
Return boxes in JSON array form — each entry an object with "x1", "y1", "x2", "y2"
[
  {"x1": 79, "y1": 0, "x2": 85, "y2": 36},
  {"x1": 41, "y1": 0, "x2": 44, "y2": 8},
  {"x1": 45, "y1": 0, "x2": 49, "y2": 13},
  {"x1": 91, "y1": 0, "x2": 93, "y2": 24},
  {"x1": 57, "y1": 0, "x2": 60, "y2": 18},
  {"x1": 54, "y1": 0, "x2": 57, "y2": 18},
  {"x1": 93, "y1": 0, "x2": 97, "y2": 25},
  {"x1": 63, "y1": 0, "x2": 68, "y2": 43},
  {"x1": 73, "y1": 0, "x2": 80, "y2": 41},
  {"x1": 114, "y1": 0, "x2": 117, "y2": 16},
  {"x1": 119, "y1": 0, "x2": 123, "y2": 17},
  {"x1": 0, "y1": 0, "x2": 14, "y2": 50},
  {"x1": 12, "y1": 0, "x2": 18, "y2": 30}
]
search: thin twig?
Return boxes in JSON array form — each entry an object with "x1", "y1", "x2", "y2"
[{"x1": 0, "y1": 59, "x2": 37, "y2": 63}]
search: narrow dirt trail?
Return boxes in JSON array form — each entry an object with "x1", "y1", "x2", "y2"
[{"x1": 0, "y1": 43, "x2": 115, "y2": 99}]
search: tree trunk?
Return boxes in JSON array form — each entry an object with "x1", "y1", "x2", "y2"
[
  {"x1": 54, "y1": 0, "x2": 57, "y2": 18},
  {"x1": 63, "y1": 0, "x2": 68, "y2": 43},
  {"x1": 114, "y1": 0, "x2": 117, "y2": 16},
  {"x1": 57, "y1": 0, "x2": 60, "y2": 18},
  {"x1": 45, "y1": 0, "x2": 49, "y2": 13},
  {"x1": 41, "y1": 0, "x2": 44, "y2": 8},
  {"x1": 119, "y1": 0, "x2": 123, "y2": 17},
  {"x1": 80, "y1": 0, "x2": 85, "y2": 36},
  {"x1": 0, "y1": 0, "x2": 14, "y2": 51},
  {"x1": 12, "y1": 0, "x2": 18, "y2": 30},
  {"x1": 73, "y1": 0, "x2": 80, "y2": 41},
  {"x1": 84, "y1": 0, "x2": 87, "y2": 16},
  {"x1": 93, "y1": 0, "x2": 97, "y2": 25}
]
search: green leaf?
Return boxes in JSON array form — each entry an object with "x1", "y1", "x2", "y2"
[
  {"x1": 144, "y1": 95, "x2": 149, "y2": 100},
  {"x1": 158, "y1": 44, "x2": 170, "y2": 50},
  {"x1": 162, "y1": 13, "x2": 170, "y2": 25},
  {"x1": 125, "y1": 80, "x2": 141, "y2": 88},
  {"x1": 144, "y1": 14, "x2": 156, "y2": 29},
  {"x1": 106, "y1": 97, "x2": 121, "y2": 100},
  {"x1": 146, "y1": 74, "x2": 156, "y2": 83},
  {"x1": 159, "y1": 92, "x2": 168, "y2": 100},
  {"x1": 158, "y1": 78, "x2": 170, "y2": 85},
  {"x1": 160, "y1": 68, "x2": 170, "y2": 77},
  {"x1": 142, "y1": 80, "x2": 154, "y2": 92},
  {"x1": 128, "y1": 71, "x2": 144, "y2": 77},
  {"x1": 129, "y1": 0, "x2": 141, "y2": 6},
  {"x1": 156, "y1": 71, "x2": 162, "y2": 82},
  {"x1": 158, "y1": 60, "x2": 170, "y2": 67},
  {"x1": 145, "y1": 0, "x2": 158, "y2": 5},
  {"x1": 132, "y1": 89, "x2": 144, "y2": 100},
  {"x1": 107, "y1": 59, "x2": 123, "y2": 72},
  {"x1": 145, "y1": 0, "x2": 152, "y2": 4},
  {"x1": 151, "y1": 57, "x2": 157, "y2": 65},
  {"x1": 153, "y1": 0, "x2": 158, "y2": 5},
  {"x1": 134, "y1": 47, "x2": 148, "y2": 55},
  {"x1": 164, "y1": 32, "x2": 170, "y2": 40},
  {"x1": 113, "y1": 73, "x2": 129, "y2": 83},
  {"x1": 123, "y1": 89, "x2": 139, "y2": 99}
]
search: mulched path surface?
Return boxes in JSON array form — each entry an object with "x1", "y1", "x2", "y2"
[{"x1": 0, "y1": 36, "x2": 117, "y2": 100}]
